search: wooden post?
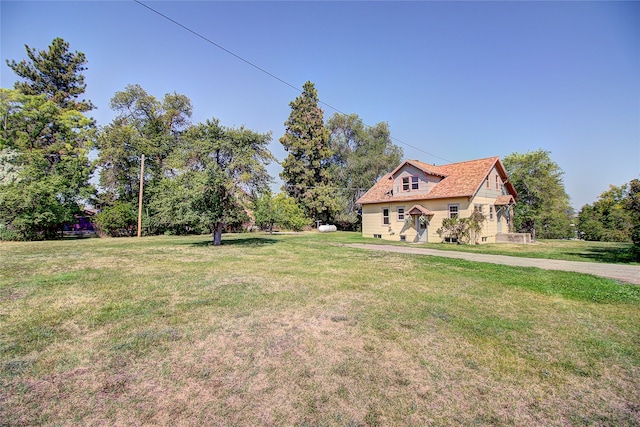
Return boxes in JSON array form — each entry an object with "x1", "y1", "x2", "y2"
[{"x1": 137, "y1": 154, "x2": 145, "y2": 238}]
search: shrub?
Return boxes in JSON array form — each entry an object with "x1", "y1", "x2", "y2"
[{"x1": 94, "y1": 201, "x2": 137, "y2": 237}]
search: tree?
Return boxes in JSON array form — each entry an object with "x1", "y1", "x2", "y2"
[
  {"x1": 503, "y1": 149, "x2": 572, "y2": 239},
  {"x1": 176, "y1": 119, "x2": 274, "y2": 245},
  {"x1": 280, "y1": 81, "x2": 335, "y2": 223},
  {"x1": 0, "y1": 89, "x2": 94, "y2": 240},
  {"x1": 1, "y1": 38, "x2": 96, "y2": 240},
  {"x1": 93, "y1": 201, "x2": 137, "y2": 237},
  {"x1": 327, "y1": 113, "x2": 402, "y2": 229},
  {"x1": 626, "y1": 179, "x2": 640, "y2": 252},
  {"x1": 253, "y1": 190, "x2": 309, "y2": 233},
  {"x1": 577, "y1": 183, "x2": 634, "y2": 242},
  {"x1": 96, "y1": 85, "x2": 193, "y2": 201},
  {"x1": 6, "y1": 37, "x2": 94, "y2": 112}
]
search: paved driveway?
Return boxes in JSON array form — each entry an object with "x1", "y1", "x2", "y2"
[{"x1": 345, "y1": 244, "x2": 640, "y2": 285}]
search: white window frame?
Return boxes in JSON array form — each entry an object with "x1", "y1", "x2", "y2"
[
  {"x1": 489, "y1": 205, "x2": 494, "y2": 220},
  {"x1": 382, "y1": 208, "x2": 390, "y2": 225},
  {"x1": 448, "y1": 204, "x2": 459, "y2": 219},
  {"x1": 495, "y1": 175, "x2": 499, "y2": 190},
  {"x1": 397, "y1": 207, "x2": 405, "y2": 221},
  {"x1": 402, "y1": 177, "x2": 410, "y2": 191},
  {"x1": 411, "y1": 176, "x2": 419, "y2": 190}
]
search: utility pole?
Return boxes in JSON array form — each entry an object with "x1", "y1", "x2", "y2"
[{"x1": 137, "y1": 154, "x2": 145, "y2": 238}]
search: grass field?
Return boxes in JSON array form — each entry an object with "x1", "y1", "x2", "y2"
[
  {"x1": 1, "y1": 232, "x2": 639, "y2": 426},
  {"x1": 356, "y1": 236, "x2": 638, "y2": 265}
]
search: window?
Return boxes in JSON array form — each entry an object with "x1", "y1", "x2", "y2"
[
  {"x1": 397, "y1": 207, "x2": 405, "y2": 221},
  {"x1": 382, "y1": 208, "x2": 390, "y2": 225},
  {"x1": 486, "y1": 176, "x2": 490, "y2": 188},
  {"x1": 411, "y1": 176, "x2": 419, "y2": 190},
  {"x1": 449, "y1": 204, "x2": 459, "y2": 218},
  {"x1": 489, "y1": 206, "x2": 494, "y2": 220},
  {"x1": 402, "y1": 177, "x2": 410, "y2": 191},
  {"x1": 373, "y1": 234, "x2": 382, "y2": 239},
  {"x1": 495, "y1": 175, "x2": 499, "y2": 190},
  {"x1": 474, "y1": 204, "x2": 483, "y2": 214}
]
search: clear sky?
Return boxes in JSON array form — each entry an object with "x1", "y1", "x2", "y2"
[{"x1": 1, "y1": 1, "x2": 638, "y2": 209}]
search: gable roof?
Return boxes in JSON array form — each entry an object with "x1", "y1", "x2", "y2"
[{"x1": 356, "y1": 156, "x2": 517, "y2": 205}]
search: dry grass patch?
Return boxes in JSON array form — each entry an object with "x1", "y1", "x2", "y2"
[{"x1": 1, "y1": 233, "x2": 639, "y2": 426}]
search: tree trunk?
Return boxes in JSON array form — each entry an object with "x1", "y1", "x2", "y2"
[{"x1": 212, "y1": 222, "x2": 223, "y2": 246}]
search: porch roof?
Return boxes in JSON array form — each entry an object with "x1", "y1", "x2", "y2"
[
  {"x1": 408, "y1": 205, "x2": 435, "y2": 216},
  {"x1": 494, "y1": 195, "x2": 516, "y2": 206}
]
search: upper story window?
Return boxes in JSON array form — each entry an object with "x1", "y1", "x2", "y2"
[
  {"x1": 401, "y1": 176, "x2": 419, "y2": 191},
  {"x1": 411, "y1": 176, "x2": 419, "y2": 190},
  {"x1": 495, "y1": 175, "x2": 499, "y2": 190},
  {"x1": 449, "y1": 204, "x2": 459, "y2": 219},
  {"x1": 486, "y1": 176, "x2": 490, "y2": 188}
]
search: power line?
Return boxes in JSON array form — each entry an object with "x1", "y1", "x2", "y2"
[{"x1": 133, "y1": 0, "x2": 453, "y2": 164}]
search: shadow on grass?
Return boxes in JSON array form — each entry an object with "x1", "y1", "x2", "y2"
[
  {"x1": 187, "y1": 236, "x2": 280, "y2": 247},
  {"x1": 572, "y1": 246, "x2": 639, "y2": 264}
]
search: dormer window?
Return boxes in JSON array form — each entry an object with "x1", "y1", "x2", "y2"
[{"x1": 402, "y1": 176, "x2": 419, "y2": 192}]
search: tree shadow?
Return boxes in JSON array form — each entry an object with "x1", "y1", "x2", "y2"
[
  {"x1": 572, "y1": 246, "x2": 638, "y2": 264},
  {"x1": 186, "y1": 236, "x2": 280, "y2": 247}
]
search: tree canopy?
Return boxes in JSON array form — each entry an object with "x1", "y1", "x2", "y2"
[
  {"x1": 6, "y1": 37, "x2": 94, "y2": 112},
  {"x1": 577, "y1": 181, "x2": 638, "y2": 243},
  {"x1": 327, "y1": 112, "x2": 402, "y2": 229},
  {"x1": 503, "y1": 149, "x2": 572, "y2": 239}
]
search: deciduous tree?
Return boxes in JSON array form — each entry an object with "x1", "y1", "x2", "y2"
[
  {"x1": 96, "y1": 85, "x2": 193, "y2": 199},
  {"x1": 177, "y1": 119, "x2": 274, "y2": 245},
  {"x1": 503, "y1": 149, "x2": 572, "y2": 239},
  {"x1": 0, "y1": 89, "x2": 94, "y2": 239},
  {"x1": 577, "y1": 183, "x2": 634, "y2": 242},
  {"x1": 327, "y1": 113, "x2": 402, "y2": 229}
]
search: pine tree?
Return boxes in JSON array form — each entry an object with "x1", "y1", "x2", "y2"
[
  {"x1": 6, "y1": 37, "x2": 94, "y2": 112},
  {"x1": 279, "y1": 81, "x2": 336, "y2": 222}
]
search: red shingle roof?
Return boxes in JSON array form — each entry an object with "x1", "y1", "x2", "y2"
[{"x1": 356, "y1": 156, "x2": 517, "y2": 205}]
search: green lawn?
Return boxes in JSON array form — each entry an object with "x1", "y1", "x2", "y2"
[
  {"x1": 338, "y1": 233, "x2": 638, "y2": 264},
  {"x1": 1, "y1": 232, "x2": 639, "y2": 426}
]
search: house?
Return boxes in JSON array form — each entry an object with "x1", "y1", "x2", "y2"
[{"x1": 355, "y1": 156, "x2": 518, "y2": 244}]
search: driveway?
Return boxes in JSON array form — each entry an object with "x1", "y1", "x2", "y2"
[{"x1": 344, "y1": 244, "x2": 640, "y2": 285}]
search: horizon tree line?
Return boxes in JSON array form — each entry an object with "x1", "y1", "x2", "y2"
[{"x1": 1, "y1": 37, "x2": 637, "y2": 247}]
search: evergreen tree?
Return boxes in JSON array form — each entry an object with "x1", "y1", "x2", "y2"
[
  {"x1": 280, "y1": 81, "x2": 336, "y2": 223},
  {"x1": 6, "y1": 37, "x2": 94, "y2": 112},
  {"x1": 1, "y1": 38, "x2": 96, "y2": 240}
]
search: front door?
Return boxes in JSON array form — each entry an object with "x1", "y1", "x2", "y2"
[{"x1": 416, "y1": 217, "x2": 428, "y2": 242}]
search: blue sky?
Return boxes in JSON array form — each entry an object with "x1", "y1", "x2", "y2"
[{"x1": 1, "y1": 1, "x2": 638, "y2": 209}]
